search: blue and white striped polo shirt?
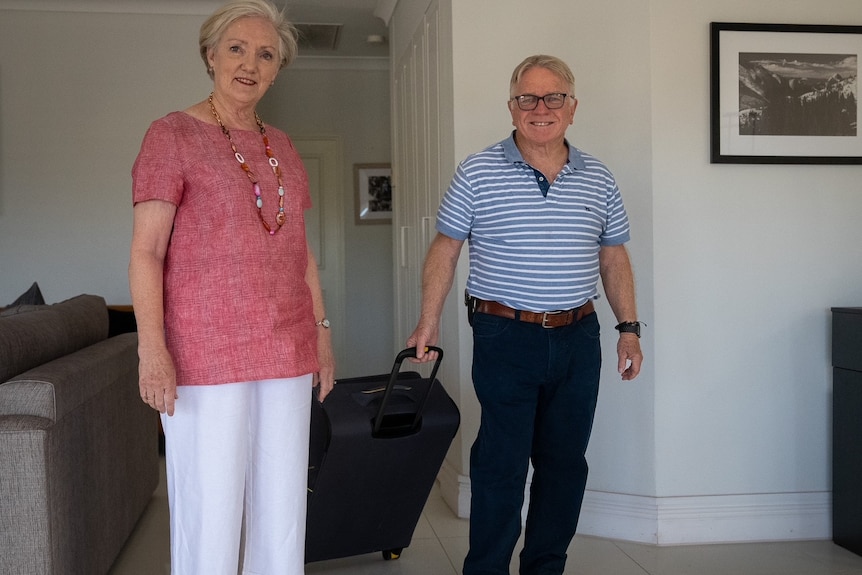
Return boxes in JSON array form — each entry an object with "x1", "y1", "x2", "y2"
[{"x1": 436, "y1": 132, "x2": 630, "y2": 312}]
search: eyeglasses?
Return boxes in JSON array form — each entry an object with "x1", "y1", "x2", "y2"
[{"x1": 510, "y1": 93, "x2": 571, "y2": 111}]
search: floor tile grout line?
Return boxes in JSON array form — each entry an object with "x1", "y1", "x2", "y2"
[
  {"x1": 420, "y1": 494, "x2": 468, "y2": 573},
  {"x1": 434, "y1": 535, "x2": 467, "y2": 574},
  {"x1": 611, "y1": 540, "x2": 654, "y2": 575}
]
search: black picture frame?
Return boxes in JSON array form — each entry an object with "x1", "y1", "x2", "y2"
[
  {"x1": 354, "y1": 163, "x2": 392, "y2": 225},
  {"x1": 710, "y1": 22, "x2": 862, "y2": 164}
]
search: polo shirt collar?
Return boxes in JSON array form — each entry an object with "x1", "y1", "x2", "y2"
[{"x1": 503, "y1": 130, "x2": 586, "y2": 171}]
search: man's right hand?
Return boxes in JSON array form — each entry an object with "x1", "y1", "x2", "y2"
[
  {"x1": 406, "y1": 232, "x2": 464, "y2": 363},
  {"x1": 406, "y1": 323, "x2": 440, "y2": 363}
]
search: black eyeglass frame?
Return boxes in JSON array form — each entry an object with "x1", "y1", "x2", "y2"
[{"x1": 510, "y1": 93, "x2": 573, "y2": 111}]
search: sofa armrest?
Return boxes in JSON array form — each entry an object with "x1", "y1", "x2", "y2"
[
  {"x1": 0, "y1": 415, "x2": 54, "y2": 574},
  {"x1": 0, "y1": 331, "x2": 155, "y2": 575},
  {"x1": 0, "y1": 381, "x2": 55, "y2": 419}
]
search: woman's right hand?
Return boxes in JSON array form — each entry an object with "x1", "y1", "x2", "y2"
[{"x1": 138, "y1": 345, "x2": 178, "y2": 416}]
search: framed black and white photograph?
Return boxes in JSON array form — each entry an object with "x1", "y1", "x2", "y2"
[
  {"x1": 710, "y1": 22, "x2": 861, "y2": 164},
  {"x1": 354, "y1": 163, "x2": 392, "y2": 224}
]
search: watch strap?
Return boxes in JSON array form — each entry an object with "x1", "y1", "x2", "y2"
[{"x1": 615, "y1": 321, "x2": 641, "y2": 337}]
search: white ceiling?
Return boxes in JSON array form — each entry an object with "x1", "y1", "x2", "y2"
[
  {"x1": 283, "y1": 0, "x2": 389, "y2": 58},
  {"x1": 0, "y1": 0, "x2": 391, "y2": 59}
]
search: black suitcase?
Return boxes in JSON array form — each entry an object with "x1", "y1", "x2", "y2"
[{"x1": 305, "y1": 347, "x2": 460, "y2": 563}]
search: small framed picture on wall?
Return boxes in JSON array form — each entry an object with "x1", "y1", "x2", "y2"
[{"x1": 354, "y1": 163, "x2": 392, "y2": 225}]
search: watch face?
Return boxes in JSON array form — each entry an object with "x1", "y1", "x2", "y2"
[{"x1": 319, "y1": 319, "x2": 330, "y2": 328}]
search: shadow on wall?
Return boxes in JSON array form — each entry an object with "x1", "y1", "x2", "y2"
[{"x1": 0, "y1": 65, "x2": 4, "y2": 217}]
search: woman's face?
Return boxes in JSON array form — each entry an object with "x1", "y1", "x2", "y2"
[
  {"x1": 207, "y1": 16, "x2": 281, "y2": 107},
  {"x1": 508, "y1": 66, "x2": 577, "y2": 149}
]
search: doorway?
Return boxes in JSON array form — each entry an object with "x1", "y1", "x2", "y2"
[{"x1": 294, "y1": 137, "x2": 346, "y2": 368}]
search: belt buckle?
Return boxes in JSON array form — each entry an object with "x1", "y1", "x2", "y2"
[{"x1": 541, "y1": 311, "x2": 561, "y2": 328}]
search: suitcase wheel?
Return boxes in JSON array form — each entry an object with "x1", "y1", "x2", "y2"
[{"x1": 382, "y1": 548, "x2": 403, "y2": 561}]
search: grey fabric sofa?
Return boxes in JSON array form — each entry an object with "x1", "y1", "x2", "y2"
[{"x1": 0, "y1": 294, "x2": 159, "y2": 575}]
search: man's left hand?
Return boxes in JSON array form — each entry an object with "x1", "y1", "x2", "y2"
[{"x1": 617, "y1": 334, "x2": 642, "y2": 381}]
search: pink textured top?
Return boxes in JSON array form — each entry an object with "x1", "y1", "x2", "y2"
[{"x1": 132, "y1": 112, "x2": 318, "y2": 386}]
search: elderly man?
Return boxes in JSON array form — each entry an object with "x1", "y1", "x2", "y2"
[{"x1": 408, "y1": 54, "x2": 643, "y2": 575}]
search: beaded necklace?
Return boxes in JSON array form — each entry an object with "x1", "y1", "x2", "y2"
[{"x1": 208, "y1": 93, "x2": 285, "y2": 235}]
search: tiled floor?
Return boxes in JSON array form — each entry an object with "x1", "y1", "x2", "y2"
[{"x1": 109, "y1": 458, "x2": 862, "y2": 575}]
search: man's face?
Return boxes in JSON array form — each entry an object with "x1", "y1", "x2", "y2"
[{"x1": 508, "y1": 67, "x2": 577, "y2": 148}]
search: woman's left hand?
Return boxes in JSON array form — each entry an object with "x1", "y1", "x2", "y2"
[{"x1": 314, "y1": 326, "x2": 336, "y2": 401}]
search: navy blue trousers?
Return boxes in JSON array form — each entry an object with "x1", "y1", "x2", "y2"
[{"x1": 463, "y1": 310, "x2": 602, "y2": 575}]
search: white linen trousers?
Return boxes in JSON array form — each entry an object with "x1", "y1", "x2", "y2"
[{"x1": 161, "y1": 376, "x2": 313, "y2": 575}]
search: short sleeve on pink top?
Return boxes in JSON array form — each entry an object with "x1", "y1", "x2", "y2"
[{"x1": 132, "y1": 112, "x2": 318, "y2": 386}]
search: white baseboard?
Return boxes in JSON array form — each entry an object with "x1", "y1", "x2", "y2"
[
  {"x1": 437, "y1": 458, "x2": 471, "y2": 518},
  {"x1": 577, "y1": 490, "x2": 831, "y2": 545},
  {"x1": 437, "y1": 464, "x2": 832, "y2": 546}
]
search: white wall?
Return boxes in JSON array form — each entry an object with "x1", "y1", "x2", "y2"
[
  {"x1": 640, "y1": 0, "x2": 862, "y2": 542},
  {"x1": 0, "y1": 10, "x2": 209, "y2": 305},
  {"x1": 0, "y1": 5, "x2": 394, "y2": 378},
  {"x1": 649, "y1": 0, "x2": 862, "y2": 505}
]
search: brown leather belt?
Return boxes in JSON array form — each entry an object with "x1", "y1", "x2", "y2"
[{"x1": 471, "y1": 297, "x2": 595, "y2": 328}]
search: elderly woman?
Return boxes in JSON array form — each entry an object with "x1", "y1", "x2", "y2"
[{"x1": 129, "y1": 0, "x2": 334, "y2": 572}]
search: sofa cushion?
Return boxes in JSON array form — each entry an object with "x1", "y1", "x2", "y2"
[
  {"x1": 0, "y1": 295, "x2": 108, "y2": 383},
  {"x1": 6, "y1": 282, "x2": 46, "y2": 308},
  {"x1": 9, "y1": 282, "x2": 45, "y2": 307}
]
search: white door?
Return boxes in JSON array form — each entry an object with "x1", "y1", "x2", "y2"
[{"x1": 294, "y1": 137, "x2": 346, "y2": 368}]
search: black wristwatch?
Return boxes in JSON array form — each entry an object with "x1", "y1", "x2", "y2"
[{"x1": 615, "y1": 321, "x2": 641, "y2": 338}]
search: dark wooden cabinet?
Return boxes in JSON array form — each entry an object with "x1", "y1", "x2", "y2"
[{"x1": 833, "y1": 307, "x2": 862, "y2": 556}]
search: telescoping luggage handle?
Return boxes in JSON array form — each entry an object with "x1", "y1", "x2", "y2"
[{"x1": 371, "y1": 346, "x2": 444, "y2": 438}]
